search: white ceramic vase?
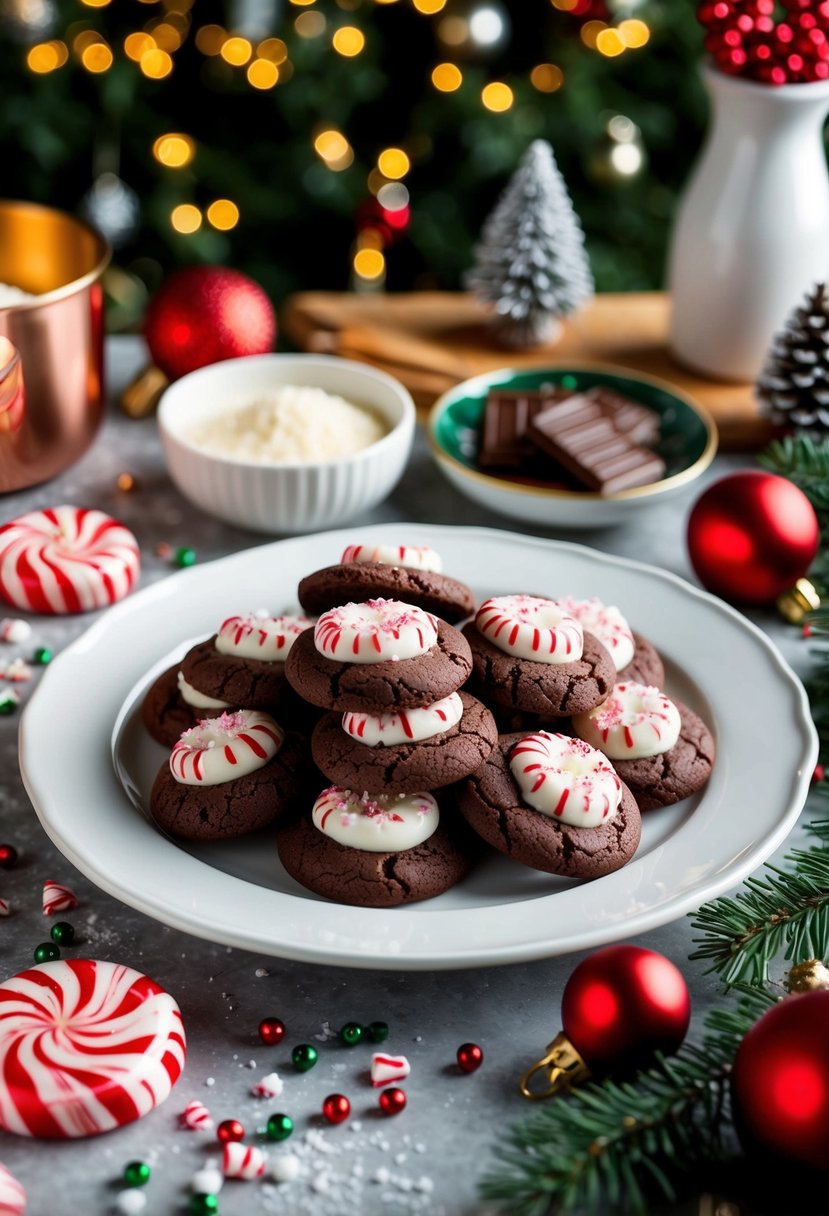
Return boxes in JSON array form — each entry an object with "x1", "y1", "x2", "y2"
[{"x1": 668, "y1": 65, "x2": 829, "y2": 382}]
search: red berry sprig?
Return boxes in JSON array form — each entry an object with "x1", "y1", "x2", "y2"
[{"x1": 697, "y1": 0, "x2": 829, "y2": 83}]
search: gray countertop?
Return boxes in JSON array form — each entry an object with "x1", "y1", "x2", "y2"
[{"x1": 0, "y1": 337, "x2": 812, "y2": 1216}]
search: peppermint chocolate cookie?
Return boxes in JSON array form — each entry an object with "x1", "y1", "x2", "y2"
[
  {"x1": 459, "y1": 731, "x2": 641, "y2": 878},
  {"x1": 277, "y1": 786, "x2": 475, "y2": 906},
  {"x1": 572, "y1": 682, "x2": 715, "y2": 811},
  {"x1": 298, "y1": 543, "x2": 475, "y2": 624},
  {"x1": 553, "y1": 597, "x2": 664, "y2": 688},
  {"x1": 285, "y1": 599, "x2": 473, "y2": 712}
]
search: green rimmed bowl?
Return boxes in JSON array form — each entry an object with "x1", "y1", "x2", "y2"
[{"x1": 427, "y1": 365, "x2": 718, "y2": 529}]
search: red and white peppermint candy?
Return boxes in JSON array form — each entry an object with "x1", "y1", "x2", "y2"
[
  {"x1": 222, "y1": 1142, "x2": 266, "y2": 1180},
  {"x1": 371, "y1": 1052, "x2": 410, "y2": 1088},
  {"x1": 42, "y1": 880, "x2": 79, "y2": 916},
  {"x1": 475, "y1": 596, "x2": 583, "y2": 664},
  {"x1": 0, "y1": 900, "x2": 10, "y2": 918},
  {"x1": 555, "y1": 597, "x2": 635, "y2": 673},
  {"x1": 0, "y1": 1163, "x2": 26, "y2": 1215},
  {"x1": 0, "y1": 506, "x2": 140, "y2": 615},
  {"x1": 314, "y1": 599, "x2": 439, "y2": 665},
  {"x1": 1, "y1": 658, "x2": 32, "y2": 683},
  {"x1": 312, "y1": 786, "x2": 439, "y2": 853},
  {"x1": 170, "y1": 711, "x2": 284, "y2": 787},
  {"x1": 340, "y1": 543, "x2": 443, "y2": 573},
  {"x1": 250, "y1": 1071, "x2": 283, "y2": 1099},
  {"x1": 573, "y1": 683, "x2": 681, "y2": 760},
  {"x1": 180, "y1": 1099, "x2": 214, "y2": 1131},
  {"x1": 0, "y1": 959, "x2": 186, "y2": 1138},
  {"x1": 0, "y1": 619, "x2": 31, "y2": 644},
  {"x1": 342, "y1": 691, "x2": 463, "y2": 748},
  {"x1": 509, "y1": 732, "x2": 622, "y2": 829},
  {"x1": 215, "y1": 613, "x2": 312, "y2": 661}
]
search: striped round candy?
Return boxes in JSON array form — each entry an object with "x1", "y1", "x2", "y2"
[
  {"x1": 169, "y1": 711, "x2": 284, "y2": 787},
  {"x1": 0, "y1": 506, "x2": 140, "y2": 615},
  {"x1": 42, "y1": 880, "x2": 79, "y2": 917},
  {"x1": 222, "y1": 1142, "x2": 266, "y2": 1180},
  {"x1": 0, "y1": 959, "x2": 186, "y2": 1138},
  {"x1": 180, "y1": 1099, "x2": 214, "y2": 1131},
  {"x1": 0, "y1": 1163, "x2": 26, "y2": 1214}
]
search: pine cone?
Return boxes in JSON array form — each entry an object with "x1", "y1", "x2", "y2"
[{"x1": 757, "y1": 283, "x2": 829, "y2": 433}]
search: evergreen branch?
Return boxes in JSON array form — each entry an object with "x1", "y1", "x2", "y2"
[{"x1": 760, "y1": 436, "x2": 829, "y2": 518}]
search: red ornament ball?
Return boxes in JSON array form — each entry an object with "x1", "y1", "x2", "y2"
[
  {"x1": 561, "y1": 945, "x2": 690, "y2": 1071},
  {"x1": 687, "y1": 471, "x2": 819, "y2": 605},
  {"x1": 732, "y1": 991, "x2": 829, "y2": 1170},
  {"x1": 379, "y1": 1087, "x2": 407, "y2": 1116},
  {"x1": 0, "y1": 844, "x2": 18, "y2": 869},
  {"x1": 457, "y1": 1043, "x2": 484, "y2": 1074},
  {"x1": 258, "y1": 1017, "x2": 286, "y2": 1046},
  {"x1": 216, "y1": 1118, "x2": 245, "y2": 1144},
  {"x1": 143, "y1": 266, "x2": 276, "y2": 381},
  {"x1": 322, "y1": 1093, "x2": 350, "y2": 1125}
]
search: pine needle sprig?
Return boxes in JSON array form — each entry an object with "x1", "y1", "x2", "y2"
[{"x1": 759, "y1": 435, "x2": 829, "y2": 517}]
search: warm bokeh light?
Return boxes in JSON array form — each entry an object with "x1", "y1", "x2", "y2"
[
  {"x1": 171, "y1": 204, "x2": 202, "y2": 234},
  {"x1": 366, "y1": 167, "x2": 387, "y2": 195},
  {"x1": 73, "y1": 30, "x2": 101, "y2": 53},
  {"x1": 314, "y1": 129, "x2": 354, "y2": 170},
  {"x1": 596, "y1": 27, "x2": 626, "y2": 56},
  {"x1": 580, "y1": 20, "x2": 605, "y2": 48},
  {"x1": 140, "y1": 48, "x2": 173, "y2": 77},
  {"x1": 295, "y1": 10, "x2": 326, "y2": 35},
  {"x1": 289, "y1": 0, "x2": 317, "y2": 5},
  {"x1": 413, "y1": 0, "x2": 446, "y2": 12},
  {"x1": 377, "y1": 147, "x2": 410, "y2": 179},
  {"x1": 220, "y1": 36, "x2": 252, "y2": 65},
  {"x1": 333, "y1": 25, "x2": 365, "y2": 55},
  {"x1": 124, "y1": 32, "x2": 155, "y2": 60},
  {"x1": 150, "y1": 22, "x2": 182, "y2": 52},
  {"x1": 431, "y1": 61, "x2": 462, "y2": 91},
  {"x1": 437, "y1": 16, "x2": 467, "y2": 46},
  {"x1": 550, "y1": 0, "x2": 579, "y2": 9},
  {"x1": 153, "y1": 133, "x2": 195, "y2": 168},
  {"x1": 619, "y1": 18, "x2": 650, "y2": 49},
  {"x1": 530, "y1": 62, "x2": 563, "y2": 92},
  {"x1": 481, "y1": 81, "x2": 513, "y2": 112},
  {"x1": 194, "y1": 24, "x2": 225, "y2": 55},
  {"x1": 81, "y1": 0, "x2": 111, "y2": 7},
  {"x1": 81, "y1": 42, "x2": 113, "y2": 72},
  {"x1": 27, "y1": 42, "x2": 64, "y2": 72},
  {"x1": 247, "y1": 58, "x2": 279, "y2": 88},
  {"x1": 353, "y1": 248, "x2": 386, "y2": 279},
  {"x1": 207, "y1": 199, "x2": 240, "y2": 231},
  {"x1": 257, "y1": 37, "x2": 288, "y2": 63}
]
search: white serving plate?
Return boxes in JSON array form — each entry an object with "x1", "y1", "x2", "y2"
[{"x1": 20, "y1": 524, "x2": 816, "y2": 970}]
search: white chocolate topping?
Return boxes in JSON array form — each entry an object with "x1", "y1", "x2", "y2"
[
  {"x1": 555, "y1": 596, "x2": 635, "y2": 673},
  {"x1": 170, "y1": 710, "x2": 284, "y2": 786},
  {"x1": 340, "y1": 543, "x2": 443, "y2": 573},
  {"x1": 572, "y1": 682, "x2": 681, "y2": 760},
  {"x1": 311, "y1": 786, "x2": 439, "y2": 852},
  {"x1": 314, "y1": 599, "x2": 439, "y2": 665},
  {"x1": 176, "y1": 671, "x2": 231, "y2": 710},
  {"x1": 215, "y1": 613, "x2": 312, "y2": 661},
  {"x1": 509, "y1": 731, "x2": 622, "y2": 828},
  {"x1": 342, "y1": 692, "x2": 463, "y2": 748},
  {"x1": 475, "y1": 595, "x2": 583, "y2": 665}
]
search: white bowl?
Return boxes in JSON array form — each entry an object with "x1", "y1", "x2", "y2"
[{"x1": 158, "y1": 354, "x2": 416, "y2": 534}]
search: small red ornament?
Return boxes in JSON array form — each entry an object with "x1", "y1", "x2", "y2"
[
  {"x1": 687, "y1": 471, "x2": 819, "y2": 605},
  {"x1": 456, "y1": 1043, "x2": 484, "y2": 1074},
  {"x1": 0, "y1": 844, "x2": 18, "y2": 869},
  {"x1": 216, "y1": 1118, "x2": 245, "y2": 1143},
  {"x1": 732, "y1": 991, "x2": 829, "y2": 1170},
  {"x1": 379, "y1": 1087, "x2": 407, "y2": 1116},
  {"x1": 258, "y1": 1017, "x2": 286, "y2": 1046},
  {"x1": 143, "y1": 266, "x2": 276, "y2": 382},
  {"x1": 520, "y1": 945, "x2": 691, "y2": 1099},
  {"x1": 322, "y1": 1093, "x2": 350, "y2": 1125}
]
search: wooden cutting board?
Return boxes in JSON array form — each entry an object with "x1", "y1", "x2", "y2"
[{"x1": 281, "y1": 290, "x2": 773, "y2": 451}]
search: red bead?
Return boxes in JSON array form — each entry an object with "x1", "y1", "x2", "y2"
[
  {"x1": 457, "y1": 1042, "x2": 484, "y2": 1073},
  {"x1": 812, "y1": 764, "x2": 825, "y2": 785},
  {"x1": 258, "y1": 1017, "x2": 286, "y2": 1046},
  {"x1": 322, "y1": 1094, "x2": 350, "y2": 1125},
  {"x1": 379, "y1": 1087, "x2": 407, "y2": 1116},
  {"x1": 216, "y1": 1119, "x2": 245, "y2": 1143},
  {"x1": 0, "y1": 844, "x2": 18, "y2": 869}
]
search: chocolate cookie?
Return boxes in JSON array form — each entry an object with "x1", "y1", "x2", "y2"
[
  {"x1": 141, "y1": 663, "x2": 201, "y2": 748},
  {"x1": 285, "y1": 619, "x2": 473, "y2": 713},
  {"x1": 311, "y1": 692, "x2": 497, "y2": 795},
  {"x1": 621, "y1": 632, "x2": 665, "y2": 689},
  {"x1": 458, "y1": 733, "x2": 641, "y2": 878},
  {"x1": 298, "y1": 562, "x2": 475, "y2": 624},
  {"x1": 276, "y1": 806, "x2": 476, "y2": 906},
  {"x1": 180, "y1": 637, "x2": 292, "y2": 708},
  {"x1": 463, "y1": 623, "x2": 615, "y2": 717},
  {"x1": 600, "y1": 701, "x2": 715, "y2": 811}
]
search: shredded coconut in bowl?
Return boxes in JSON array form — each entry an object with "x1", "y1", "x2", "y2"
[{"x1": 190, "y1": 384, "x2": 389, "y2": 464}]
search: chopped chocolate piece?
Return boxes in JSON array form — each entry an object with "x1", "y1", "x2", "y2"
[
  {"x1": 478, "y1": 388, "x2": 568, "y2": 469},
  {"x1": 583, "y1": 387, "x2": 661, "y2": 446},
  {"x1": 527, "y1": 395, "x2": 666, "y2": 494}
]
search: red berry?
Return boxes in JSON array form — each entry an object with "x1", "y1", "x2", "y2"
[
  {"x1": 322, "y1": 1094, "x2": 350, "y2": 1125},
  {"x1": 0, "y1": 844, "x2": 17, "y2": 869},
  {"x1": 457, "y1": 1042, "x2": 484, "y2": 1074},
  {"x1": 217, "y1": 1118, "x2": 245, "y2": 1143},
  {"x1": 258, "y1": 1017, "x2": 286, "y2": 1046},
  {"x1": 812, "y1": 765, "x2": 825, "y2": 785},
  {"x1": 379, "y1": 1087, "x2": 407, "y2": 1116}
]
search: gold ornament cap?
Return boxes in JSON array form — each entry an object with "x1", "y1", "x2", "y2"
[
  {"x1": 777, "y1": 577, "x2": 820, "y2": 624},
  {"x1": 518, "y1": 1031, "x2": 591, "y2": 1100},
  {"x1": 786, "y1": 959, "x2": 829, "y2": 993},
  {"x1": 119, "y1": 365, "x2": 169, "y2": 419}
]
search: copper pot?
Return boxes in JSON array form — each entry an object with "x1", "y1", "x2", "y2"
[{"x1": 0, "y1": 201, "x2": 110, "y2": 493}]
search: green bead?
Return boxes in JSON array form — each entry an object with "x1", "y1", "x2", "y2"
[
  {"x1": 50, "y1": 921, "x2": 75, "y2": 946},
  {"x1": 561, "y1": 374, "x2": 578, "y2": 389},
  {"x1": 340, "y1": 1021, "x2": 363, "y2": 1047},
  {"x1": 123, "y1": 1160, "x2": 150, "y2": 1187},
  {"x1": 189, "y1": 1196, "x2": 219, "y2": 1216},
  {"x1": 367, "y1": 1020, "x2": 390, "y2": 1043},
  {"x1": 0, "y1": 694, "x2": 18, "y2": 716},
  {"x1": 291, "y1": 1043, "x2": 318, "y2": 1071},
  {"x1": 34, "y1": 942, "x2": 60, "y2": 963},
  {"x1": 33, "y1": 647, "x2": 52, "y2": 665},
  {"x1": 266, "y1": 1112, "x2": 293, "y2": 1141},
  {"x1": 175, "y1": 546, "x2": 197, "y2": 569}
]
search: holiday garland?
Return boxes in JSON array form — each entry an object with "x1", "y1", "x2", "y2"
[{"x1": 481, "y1": 436, "x2": 829, "y2": 1215}]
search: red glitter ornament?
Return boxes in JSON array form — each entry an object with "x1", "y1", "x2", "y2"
[
  {"x1": 379, "y1": 1087, "x2": 407, "y2": 1116},
  {"x1": 143, "y1": 266, "x2": 276, "y2": 382},
  {"x1": 456, "y1": 1043, "x2": 484, "y2": 1074},
  {"x1": 216, "y1": 1118, "x2": 245, "y2": 1143},
  {"x1": 0, "y1": 844, "x2": 18, "y2": 869},
  {"x1": 322, "y1": 1093, "x2": 350, "y2": 1125},
  {"x1": 258, "y1": 1017, "x2": 286, "y2": 1046}
]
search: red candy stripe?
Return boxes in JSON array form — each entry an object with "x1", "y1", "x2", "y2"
[
  {"x1": 0, "y1": 1163, "x2": 26, "y2": 1215},
  {"x1": 42, "y1": 881, "x2": 79, "y2": 916}
]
